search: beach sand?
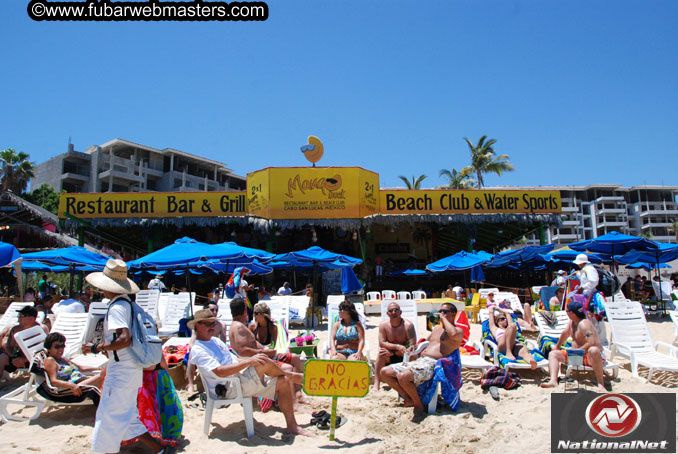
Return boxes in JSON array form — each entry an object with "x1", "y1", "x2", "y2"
[{"x1": 1, "y1": 314, "x2": 677, "y2": 454}]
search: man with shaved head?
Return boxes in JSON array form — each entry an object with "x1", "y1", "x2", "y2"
[{"x1": 375, "y1": 302, "x2": 417, "y2": 390}]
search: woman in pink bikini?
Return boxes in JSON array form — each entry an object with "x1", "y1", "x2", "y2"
[{"x1": 489, "y1": 307, "x2": 537, "y2": 369}]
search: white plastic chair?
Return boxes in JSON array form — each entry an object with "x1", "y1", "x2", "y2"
[
  {"x1": 380, "y1": 299, "x2": 419, "y2": 340},
  {"x1": 604, "y1": 300, "x2": 678, "y2": 382},
  {"x1": 157, "y1": 293, "x2": 170, "y2": 322},
  {"x1": 381, "y1": 290, "x2": 396, "y2": 300},
  {"x1": 135, "y1": 289, "x2": 160, "y2": 321},
  {"x1": 534, "y1": 311, "x2": 619, "y2": 379},
  {"x1": 287, "y1": 295, "x2": 311, "y2": 326},
  {"x1": 366, "y1": 292, "x2": 381, "y2": 301},
  {"x1": 50, "y1": 313, "x2": 89, "y2": 359},
  {"x1": 0, "y1": 302, "x2": 34, "y2": 331},
  {"x1": 267, "y1": 301, "x2": 290, "y2": 327},
  {"x1": 158, "y1": 293, "x2": 191, "y2": 336},
  {"x1": 197, "y1": 366, "x2": 254, "y2": 438},
  {"x1": 396, "y1": 291, "x2": 412, "y2": 300},
  {"x1": 0, "y1": 325, "x2": 47, "y2": 421},
  {"x1": 411, "y1": 290, "x2": 427, "y2": 300},
  {"x1": 670, "y1": 311, "x2": 678, "y2": 345}
]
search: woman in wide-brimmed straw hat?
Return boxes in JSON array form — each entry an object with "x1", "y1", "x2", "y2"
[{"x1": 82, "y1": 259, "x2": 170, "y2": 453}]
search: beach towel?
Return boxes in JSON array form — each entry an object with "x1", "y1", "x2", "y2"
[
  {"x1": 31, "y1": 350, "x2": 101, "y2": 406},
  {"x1": 454, "y1": 311, "x2": 470, "y2": 345},
  {"x1": 481, "y1": 319, "x2": 546, "y2": 368},
  {"x1": 538, "y1": 335, "x2": 572, "y2": 358},
  {"x1": 125, "y1": 368, "x2": 183, "y2": 447},
  {"x1": 480, "y1": 366, "x2": 521, "y2": 390},
  {"x1": 225, "y1": 267, "x2": 252, "y2": 308},
  {"x1": 416, "y1": 349, "x2": 463, "y2": 411}
]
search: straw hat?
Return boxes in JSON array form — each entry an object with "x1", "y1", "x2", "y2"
[
  {"x1": 85, "y1": 259, "x2": 140, "y2": 294},
  {"x1": 187, "y1": 309, "x2": 217, "y2": 329},
  {"x1": 573, "y1": 253, "x2": 590, "y2": 265}
]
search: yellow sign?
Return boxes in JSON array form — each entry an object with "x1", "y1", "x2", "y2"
[
  {"x1": 58, "y1": 191, "x2": 247, "y2": 219},
  {"x1": 303, "y1": 359, "x2": 370, "y2": 397},
  {"x1": 300, "y1": 135, "x2": 324, "y2": 165},
  {"x1": 380, "y1": 189, "x2": 561, "y2": 214},
  {"x1": 247, "y1": 167, "x2": 380, "y2": 219}
]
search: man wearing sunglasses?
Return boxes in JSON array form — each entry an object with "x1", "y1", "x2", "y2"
[
  {"x1": 186, "y1": 302, "x2": 227, "y2": 393},
  {"x1": 0, "y1": 305, "x2": 49, "y2": 375},
  {"x1": 380, "y1": 303, "x2": 463, "y2": 420},
  {"x1": 188, "y1": 309, "x2": 311, "y2": 436},
  {"x1": 375, "y1": 303, "x2": 417, "y2": 390}
]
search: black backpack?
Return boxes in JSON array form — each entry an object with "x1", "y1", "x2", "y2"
[{"x1": 593, "y1": 265, "x2": 621, "y2": 296}]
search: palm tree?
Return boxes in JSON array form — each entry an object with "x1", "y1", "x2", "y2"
[
  {"x1": 1, "y1": 148, "x2": 35, "y2": 193},
  {"x1": 398, "y1": 174, "x2": 427, "y2": 189},
  {"x1": 669, "y1": 219, "x2": 678, "y2": 242},
  {"x1": 460, "y1": 136, "x2": 514, "y2": 188},
  {"x1": 438, "y1": 168, "x2": 475, "y2": 189}
]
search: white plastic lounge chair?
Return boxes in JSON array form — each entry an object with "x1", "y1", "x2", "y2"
[
  {"x1": 534, "y1": 311, "x2": 619, "y2": 379},
  {"x1": 135, "y1": 289, "x2": 160, "y2": 321},
  {"x1": 412, "y1": 290, "x2": 427, "y2": 300},
  {"x1": 50, "y1": 313, "x2": 108, "y2": 369},
  {"x1": 267, "y1": 300, "x2": 290, "y2": 328},
  {"x1": 366, "y1": 292, "x2": 381, "y2": 301},
  {"x1": 158, "y1": 293, "x2": 191, "y2": 337},
  {"x1": 670, "y1": 311, "x2": 678, "y2": 345},
  {"x1": 0, "y1": 302, "x2": 34, "y2": 331},
  {"x1": 397, "y1": 291, "x2": 412, "y2": 300},
  {"x1": 483, "y1": 336, "x2": 549, "y2": 373},
  {"x1": 157, "y1": 293, "x2": 170, "y2": 322},
  {"x1": 381, "y1": 290, "x2": 396, "y2": 300},
  {"x1": 287, "y1": 295, "x2": 311, "y2": 326},
  {"x1": 604, "y1": 300, "x2": 678, "y2": 382},
  {"x1": 198, "y1": 366, "x2": 254, "y2": 438},
  {"x1": 380, "y1": 299, "x2": 419, "y2": 340}
]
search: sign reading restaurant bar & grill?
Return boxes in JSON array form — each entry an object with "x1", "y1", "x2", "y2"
[
  {"x1": 58, "y1": 167, "x2": 562, "y2": 219},
  {"x1": 58, "y1": 191, "x2": 247, "y2": 218}
]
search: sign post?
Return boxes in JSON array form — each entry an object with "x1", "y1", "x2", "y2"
[{"x1": 302, "y1": 359, "x2": 370, "y2": 440}]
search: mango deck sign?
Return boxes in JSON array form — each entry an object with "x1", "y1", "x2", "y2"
[{"x1": 303, "y1": 359, "x2": 370, "y2": 398}]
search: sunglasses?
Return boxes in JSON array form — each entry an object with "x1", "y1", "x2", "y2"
[
  {"x1": 209, "y1": 308, "x2": 218, "y2": 313},
  {"x1": 198, "y1": 321, "x2": 216, "y2": 327},
  {"x1": 387, "y1": 308, "x2": 400, "y2": 313},
  {"x1": 439, "y1": 309, "x2": 453, "y2": 314},
  {"x1": 52, "y1": 343, "x2": 66, "y2": 349},
  {"x1": 496, "y1": 317, "x2": 507, "y2": 322},
  {"x1": 254, "y1": 311, "x2": 267, "y2": 315}
]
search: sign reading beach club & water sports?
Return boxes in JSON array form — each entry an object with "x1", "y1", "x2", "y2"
[
  {"x1": 380, "y1": 189, "x2": 562, "y2": 215},
  {"x1": 303, "y1": 359, "x2": 370, "y2": 398},
  {"x1": 247, "y1": 167, "x2": 379, "y2": 219},
  {"x1": 58, "y1": 191, "x2": 247, "y2": 218}
]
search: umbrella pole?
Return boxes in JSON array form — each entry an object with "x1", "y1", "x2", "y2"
[
  {"x1": 186, "y1": 265, "x2": 193, "y2": 317},
  {"x1": 657, "y1": 256, "x2": 665, "y2": 315},
  {"x1": 69, "y1": 264, "x2": 75, "y2": 296}
]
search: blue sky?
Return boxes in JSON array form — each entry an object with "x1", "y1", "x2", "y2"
[{"x1": 1, "y1": 0, "x2": 676, "y2": 190}]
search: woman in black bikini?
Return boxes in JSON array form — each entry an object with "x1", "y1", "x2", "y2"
[{"x1": 249, "y1": 302, "x2": 277, "y2": 347}]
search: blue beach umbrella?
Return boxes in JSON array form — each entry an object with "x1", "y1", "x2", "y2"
[
  {"x1": 426, "y1": 251, "x2": 490, "y2": 272},
  {"x1": 341, "y1": 267, "x2": 363, "y2": 294},
  {"x1": 389, "y1": 268, "x2": 429, "y2": 276},
  {"x1": 127, "y1": 237, "x2": 248, "y2": 270},
  {"x1": 626, "y1": 262, "x2": 672, "y2": 272},
  {"x1": 484, "y1": 244, "x2": 555, "y2": 269},
  {"x1": 21, "y1": 246, "x2": 110, "y2": 268},
  {"x1": 0, "y1": 241, "x2": 21, "y2": 267}
]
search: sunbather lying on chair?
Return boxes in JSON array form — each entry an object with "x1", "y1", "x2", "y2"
[
  {"x1": 489, "y1": 308, "x2": 538, "y2": 369},
  {"x1": 380, "y1": 303, "x2": 463, "y2": 421}
]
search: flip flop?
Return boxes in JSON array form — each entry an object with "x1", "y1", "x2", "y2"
[
  {"x1": 312, "y1": 410, "x2": 328, "y2": 419},
  {"x1": 489, "y1": 386, "x2": 500, "y2": 401},
  {"x1": 316, "y1": 415, "x2": 347, "y2": 430}
]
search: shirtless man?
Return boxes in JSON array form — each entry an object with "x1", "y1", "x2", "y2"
[
  {"x1": 187, "y1": 302, "x2": 228, "y2": 392},
  {"x1": 228, "y1": 297, "x2": 308, "y2": 406},
  {"x1": 379, "y1": 303, "x2": 463, "y2": 419},
  {"x1": 541, "y1": 301, "x2": 608, "y2": 393},
  {"x1": 375, "y1": 302, "x2": 417, "y2": 390},
  {"x1": 0, "y1": 306, "x2": 49, "y2": 375}
]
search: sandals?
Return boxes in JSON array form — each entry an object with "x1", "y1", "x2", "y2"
[
  {"x1": 489, "y1": 386, "x2": 500, "y2": 401},
  {"x1": 312, "y1": 413, "x2": 348, "y2": 430}
]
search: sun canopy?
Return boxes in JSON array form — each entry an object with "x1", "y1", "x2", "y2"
[
  {"x1": 0, "y1": 241, "x2": 21, "y2": 267},
  {"x1": 616, "y1": 241, "x2": 678, "y2": 266},
  {"x1": 20, "y1": 246, "x2": 110, "y2": 268},
  {"x1": 569, "y1": 231, "x2": 658, "y2": 257},
  {"x1": 484, "y1": 244, "x2": 555, "y2": 269},
  {"x1": 626, "y1": 262, "x2": 672, "y2": 271},
  {"x1": 127, "y1": 237, "x2": 249, "y2": 270},
  {"x1": 272, "y1": 246, "x2": 362, "y2": 266},
  {"x1": 426, "y1": 251, "x2": 490, "y2": 272}
]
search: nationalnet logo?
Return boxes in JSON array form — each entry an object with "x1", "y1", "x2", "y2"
[
  {"x1": 552, "y1": 393, "x2": 675, "y2": 453},
  {"x1": 586, "y1": 394, "x2": 641, "y2": 438}
]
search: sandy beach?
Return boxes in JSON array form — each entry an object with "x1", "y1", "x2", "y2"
[{"x1": 1, "y1": 313, "x2": 677, "y2": 454}]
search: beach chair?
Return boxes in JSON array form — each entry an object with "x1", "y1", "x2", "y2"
[
  {"x1": 538, "y1": 287, "x2": 559, "y2": 311},
  {"x1": 134, "y1": 289, "x2": 160, "y2": 321},
  {"x1": 604, "y1": 300, "x2": 678, "y2": 382},
  {"x1": 481, "y1": 319, "x2": 548, "y2": 372},
  {"x1": 322, "y1": 302, "x2": 371, "y2": 360},
  {"x1": 0, "y1": 302, "x2": 34, "y2": 331},
  {"x1": 380, "y1": 299, "x2": 419, "y2": 340},
  {"x1": 670, "y1": 311, "x2": 678, "y2": 345},
  {"x1": 158, "y1": 293, "x2": 191, "y2": 337},
  {"x1": 651, "y1": 281, "x2": 674, "y2": 311},
  {"x1": 287, "y1": 295, "x2": 311, "y2": 326},
  {"x1": 412, "y1": 290, "x2": 427, "y2": 300},
  {"x1": 197, "y1": 366, "x2": 254, "y2": 438},
  {"x1": 366, "y1": 292, "x2": 381, "y2": 301},
  {"x1": 157, "y1": 292, "x2": 171, "y2": 322},
  {"x1": 534, "y1": 311, "x2": 619, "y2": 379},
  {"x1": 381, "y1": 290, "x2": 396, "y2": 300},
  {"x1": 397, "y1": 291, "x2": 412, "y2": 300},
  {"x1": 267, "y1": 300, "x2": 290, "y2": 328}
]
